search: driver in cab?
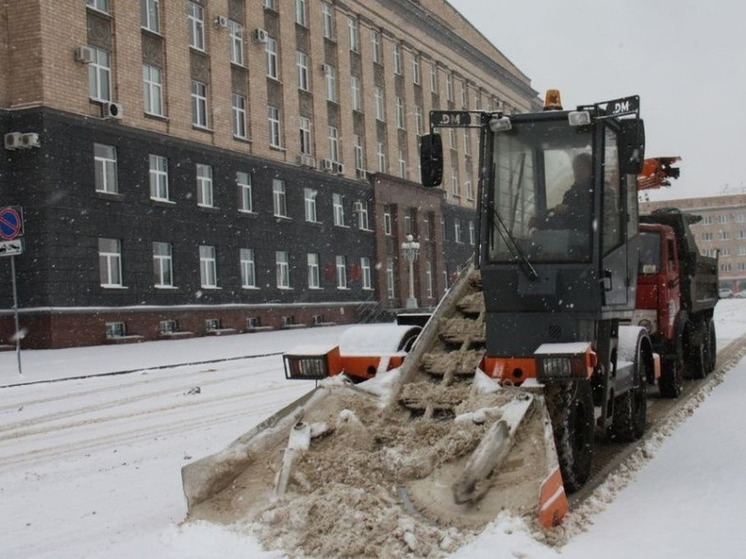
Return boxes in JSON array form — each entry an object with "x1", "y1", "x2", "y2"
[{"x1": 530, "y1": 152, "x2": 593, "y2": 232}]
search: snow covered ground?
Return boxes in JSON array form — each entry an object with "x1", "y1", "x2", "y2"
[{"x1": 1, "y1": 302, "x2": 746, "y2": 559}]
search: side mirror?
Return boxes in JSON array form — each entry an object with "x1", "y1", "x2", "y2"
[
  {"x1": 618, "y1": 119, "x2": 645, "y2": 174},
  {"x1": 419, "y1": 134, "x2": 443, "y2": 187}
]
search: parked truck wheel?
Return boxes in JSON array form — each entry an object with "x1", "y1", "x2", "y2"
[
  {"x1": 658, "y1": 335, "x2": 684, "y2": 398},
  {"x1": 684, "y1": 321, "x2": 706, "y2": 380},
  {"x1": 545, "y1": 379, "x2": 594, "y2": 493},
  {"x1": 703, "y1": 317, "x2": 717, "y2": 374},
  {"x1": 608, "y1": 344, "x2": 647, "y2": 442}
]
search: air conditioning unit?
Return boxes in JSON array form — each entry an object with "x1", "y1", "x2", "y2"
[
  {"x1": 333, "y1": 162, "x2": 345, "y2": 175},
  {"x1": 355, "y1": 168, "x2": 368, "y2": 180},
  {"x1": 4, "y1": 132, "x2": 23, "y2": 150},
  {"x1": 214, "y1": 15, "x2": 228, "y2": 28},
  {"x1": 74, "y1": 46, "x2": 95, "y2": 64},
  {"x1": 320, "y1": 63, "x2": 332, "y2": 75},
  {"x1": 102, "y1": 102, "x2": 123, "y2": 120},
  {"x1": 253, "y1": 28, "x2": 269, "y2": 43},
  {"x1": 320, "y1": 158, "x2": 334, "y2": 172},
  {"x1": 21, "y1": 133, "x2": 40, "y2": 148},
  {"x1": 297, "y1": 154, "x2": 316, "y2": 168}
]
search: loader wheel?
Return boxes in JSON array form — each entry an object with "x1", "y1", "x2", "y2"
[
  {"x1": 546, "y1": 380, "x2": 594, "y2": 493},
  {"x1": 703, "y1": 318, "x2": 717, "y2": 374},
  {"x1": 608, "y1": 348, "x2": 647, "y2": 442}
]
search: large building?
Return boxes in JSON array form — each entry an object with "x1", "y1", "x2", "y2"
[
  {"x1": 641, "y1": 193, "x2": 746, "y2": 294},
  {"x1": 0, "y1": 0, "x2": 539, "y2": 348}
]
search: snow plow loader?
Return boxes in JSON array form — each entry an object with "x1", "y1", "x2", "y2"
[{"x1": 181, "y1": 91, "x2": 658, "y2": 545}]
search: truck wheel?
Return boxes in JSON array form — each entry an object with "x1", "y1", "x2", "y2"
[
  {"x1": 608, "y1": 346, "x2": 647, "y2": 442},
  {"x1": 658, "y1": 337, "x2": 684, "y2": 398},
  {"x1": 545, "y1": 380, "x2": 594, "y2": 493},
  {"x1": 703, "y1": 318, "x2": 717, "y2": 374},
  {"x1": 684, "y1": 322, "x2": 706, "y2": 380}
]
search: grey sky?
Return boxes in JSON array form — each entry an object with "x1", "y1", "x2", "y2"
[{"x1": 447, "y1": 0, "x2": 746, "y2": 200}]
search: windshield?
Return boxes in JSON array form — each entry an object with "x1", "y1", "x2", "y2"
[
  {"x1": 639, "y1": 231, "x2": 661, "y2": 274},
  {"x1": 488, "y1": 119, "x2": 593, "y2": 263}
]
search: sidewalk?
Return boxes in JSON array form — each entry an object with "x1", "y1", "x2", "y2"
[{"x1": 0, "y1": 325, "x2": 349, "y2": 387}]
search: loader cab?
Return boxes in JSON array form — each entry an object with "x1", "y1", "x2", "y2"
[{"x1": 420, "y1": 95, "x2": 645, "y2": 356}]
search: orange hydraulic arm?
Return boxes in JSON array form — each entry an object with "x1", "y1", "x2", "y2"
[{"x1": 637, "y1": 156, "x2": 681, "y2": 191}]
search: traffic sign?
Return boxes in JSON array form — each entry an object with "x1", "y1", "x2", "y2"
[
  {"x1": 0, "y1": 239, "x2": 23, "y2": 257},
  {"x1": 0, "y1": 206, "x2": 23, "y2": 240}
]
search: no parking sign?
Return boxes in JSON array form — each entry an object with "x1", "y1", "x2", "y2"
[{"x1": 0, "y1": 206, "x2": 24, "y2": 256}]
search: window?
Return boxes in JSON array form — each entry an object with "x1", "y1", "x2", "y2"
[
  {"x1": 159, "y1": 320, "x2": 177, "y2": 334},
  {"x1": 191, "y1": 80, "x2": 208, "y2": 128},
  {"x1": 87, "y1": 0, "x2": 109, "y2": 12},
  {"x1": 187, "y1": 1, "x2": 205, "y2": 51},
  {"x1": 300, "y1": 116, "x2": 312, "y2": 155},
  {"x1": 322, "y1": 2, "x2": 334, "y2": 39},
  {"x1": 106, "y1": 322, "x2": 126, "y2": 338},
  {"x1": 356, "y1": 200, "x2": 369, "y2": 230},
  {"x1": 386, "y1": 257, "x2": 395, "y2": 298},
  {"x1": 296, "y1": 0, "x2": 307, "y2": 26},
  {"x1": 425, "y1": 261, "x2": 433, "y2": 298},
  {"x1": 415, "y1": 105, "x2": 423, "y2": 135},
  {"x1": 276, "y1": 251, "x2": 290, "y2": 288},
  {"x1": 465, "y1": 178, "x2": 475, "y2": 200},
  {"x1": 702, "y1": 232, "x2": 713, "y2": 241},
  {"x1": 374, "y1": 87, "x2": 385, "y2": 121},
  {"x1": 469, "y1": 220, "x2": 475, "y2": 245},
  {"x1": 454, "y1": 218, "x2": 462, "y2": 243},
  {"x1": 143, "y1": 64, "x2": 163, "y2": 116},
  {"x1": 94, "y1": 144, "x2": 118, "y2": 194},
  {"x1": 393, "y1": 43, "x2": 402, "y2": 75},
  {"x1": 237, "y1": 172, "x2": 253, "y2": 212},
  {"x1": 99, "y1": 238, "x2": 122, "y2": 287},
  {"x1": 268, "y1": 105, "x2": 282, "y2": 148},
  {"x1": 333, "y1": 193, "x2": 346, "y2": 226},
  {"x1": 412, "y1": 55, "x2": 420, "y2": 84},
  {"x1": 451, "y1": 167, "x2": 459, "y2": 196},
  {"x1": 396, "y1": 97, "x2": 405, "y2": 129},
  {"x1": 720, "y1": 215, "x2": 728, "y2": 223},
  {"x1": 398, "y1": 149, "x2": 407, "y2": 179},
  {"x1": 738, "y1": 214, "x2": 745, "y2": 223},
  {"x1": 307, "y1": 253, "x2": 320, "y2": 288},
  {"x1": 702, "y1": 215, "x2": 713, "y2": 225},
  {"x1": 266, "y1": 37, "x2": 279, "y2": 79},
  {"x1": 430, "y1": 64, "x2": 438, "y2": 94},
  {"x1": 229, "y1": 20, "x2": 244, "y2": 65},
  {"x1": 141, "y1": 0, "x2": 159, "y2": 33},
  {"x1": 423, "y1": 214, "x2": 431, "y2": 240},
  {"x1": 153, "y1": 242, "x2": 173, "y2": 287},
  {"x1": 446, "y1": 73, "x2": 453, "y2": 101},
  {"x1": 383, "y1": 204, "x2": 392, "y2": 235},
  {"x1": 232, "y1": 93, "x2": 247, "y2": 138},
  {"x1": 325, "y1": 65, "x2": 337, "y2": 102},
  {"x1": 297, "y1": 51, "x2": 310, "y2": 91},
  {"x1": 348, "y1": 17, "x2": 359, "y2": 52},
  {"x1": 404, "y1": 212, "x2": 412, "y2": 237},
  {"x1": 354, "y1": 134, "x2": 364, "y2": 171},
  {"x1": 304, "y1": 188, "x2": 317, "y2": 222},
  {"x1": 328, "y1": 126, "x2": 339, "y2": 162},
  {"x1": 273, "y1": 178, "x2": 287, "y2": 217},
  {"x1": 240, "y1": 248, "x2": 256, "y2": 288},
  {"x1": 199, "y1": 245, "x2": 217, "y2": 288},
  {"x1": 336, "y1": 256, "x2": 348, "y2": 288},
  {"x1": 263, "y1": 0, "x2": 275, "y2": 9},
  {"x1": 149, "y1": 154, "x2": 169, "y2": 200},
  {"x1": 377, "y1": 141, "x2": 386, "y2": 172},
  {"x1": 88, "y1": 47, "x2": 111, "y2": 102},
  {"x1": 351, "y1": 76, "x2": 362, "y2": 111},
  {"x1": 461, "y1": 81, "x2": 468, "y2": 108},
  {"x1": 719, "y1": 231, "x2": 730, "y2": 240},
  {"x1": 371, "y1": 30, "x2": 381, "y2": 64},
  {"x1": 463, "y1": 130, "x2": 471, "y2": 155},
  {"x1": 196, "y1": 164, "x2": 214, "y2": 207},
  {"x1": 361, "y1": 257, "x2": 372, "y2": 289}
]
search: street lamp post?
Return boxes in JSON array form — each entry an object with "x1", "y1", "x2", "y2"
[{"x1": 401, "y1": 234, "x2": 420, "y2": 309}]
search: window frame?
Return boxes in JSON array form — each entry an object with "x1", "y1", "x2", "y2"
[
  {"x1": 266, "y1": 37, "x2": 279, "y2": 79},
  {"x1": 276, "y1": 250, "x2": 290, "y2": 288},
  {"x1": 187, "y1": 1, "x2": 205, "y2": 51},
  {"x1": 273, "y1": 178, "x2": 288, "y2": 217},
  {"x1": 94, "y1": 143, "x2": 118, "y2": 194},
  {"x1": 304, "y1": 187, "x2": 318, "y2": 222},
  {"x1": 191, "y1": 80, "x2": 209, "y2": 128},
  {"x1": 240, "y1": 248, "x2": 257, "y2": 288},
  {"x1": 141, "y1": 0, "x2": 160, "y2": 33},
  {"x1": 237, "y1": 171, "x2": 253, "y2": 213},
  {"x1": 149, "y1": 154, "x2": 169, "y2": 201},
  {"x1": 297, "y1": 51, "x2": 310, "y2": 91},
  {"x1": 307, "y1": 252, "x2": 321, "y2": 288},
  {"x1": 199, "y1": 245, "x2": 218, "y2": 288},
  {"x1": 229, "y1": 19, "x2": 245, "y2": 65},
  {"x1": 196, "y1": 163, "x2": 214, "y2": 208},
  {"x1": 268, "y1": 105, "x2": 282, "y2": 148},
  {"x1": 153, "y1": 241, "x2": 173, "y2": 288},
  {"x1": 99, "y1": 238, "x2": 123, "y2": 287},
  {"x1": 143, "y1": 64, "x2": 164, "y2": 116},
  {"x1": 336, "y1": 255, "x2": 348, "y2": 289},
  {"x1": 333, "y1": 193, "x2": 346, "y2": 226},
  {"x1": 232, "y1": 93, "x2": 248, "y2": 139},
  {"x1": 88, "y1": 46, "x2": 111, "y2": 102}
]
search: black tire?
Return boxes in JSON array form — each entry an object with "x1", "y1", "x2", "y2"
[
  {"x1": 545, "y1": 380, "x2": 595, "y2": 493},
  {"x1": 684, "y1": 322, "x2": 706, "y2": 380},
  {"x1": 659, "y1": 330, "x2": 684, "y2": 398},
  {"x1": 703, "y1": 318, "x2": 717, "y2": 374},
  {"x1": 608, "y1": 344, "x2": 647, "y2": 442}
]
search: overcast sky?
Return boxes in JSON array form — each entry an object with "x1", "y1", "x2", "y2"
[{"x1": 447, "y1": 0, "x2": 746, "y2": 201}]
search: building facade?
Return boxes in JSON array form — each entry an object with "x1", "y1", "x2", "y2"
[
  {"x1": 641, "y1": 193, "x2": 746, "y2": 294},
  {"x1": 0, "y1": 0, "x2": 538, "y2": 348}
]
